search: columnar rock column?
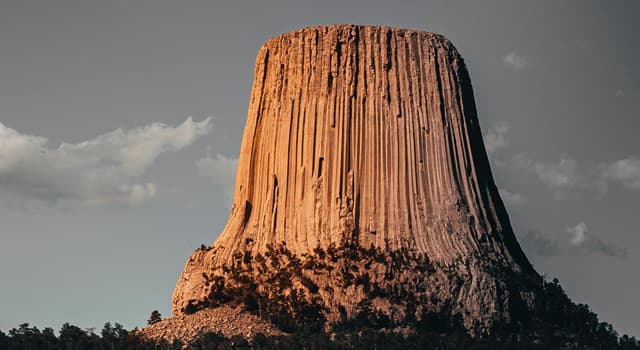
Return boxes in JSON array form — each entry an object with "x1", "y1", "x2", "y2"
[{"x1": 173, "y1": 25, "x2": 538, "y2": 332}]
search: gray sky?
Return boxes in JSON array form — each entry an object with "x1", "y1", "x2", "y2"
[{"x1": 1, "y1": 0, "x2": 638, "y2": 336}]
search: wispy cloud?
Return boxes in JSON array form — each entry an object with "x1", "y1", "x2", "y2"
[
  {"x1": 601, "y1": 157, "x2": 640, "y2": 190},
  {"x1": 533, "y1": 157, "x2": 578, "y2": 189},
  {"x1": 565, "y1": 222, "x2": 627, "y2": 258},
  {"x1": 511, "y1": 155, "x2": 580, "y2": 196},
  {"x1": 503, "y1": 51, "x2": 529, "y2": 70},
  {"x1": 0, "y1": 117, "x2": 212, "y2": 207},
  {"x1": 512, "y1": 155, "x2": 640, "y2": 197},
  {"x1": 520, "y1": 224, "x2": 627, "y2": 259},
  {"x1": 196, "y1": 154, "x2": 238, "y2": 198},
  {"x1": 511, "y1": 155, "x2": 608, "y2": 199},
  {"x1": 483, "y1": 122, "x2": 509, "y2": 154},
  {"x1": 566, "y1": 221, "x2": 588, "y2": 246},
  {"x1": 486, "y1": 123, "x2": 640, "y2": 199}
]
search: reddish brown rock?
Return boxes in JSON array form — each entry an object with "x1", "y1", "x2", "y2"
[{"x1": 171, "y1": 25, "x2": 539, "y2": 336}]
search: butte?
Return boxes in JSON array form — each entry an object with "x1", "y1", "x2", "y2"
[{"x1": 171, "y1": 24, "x2": 540, "y2": 335}]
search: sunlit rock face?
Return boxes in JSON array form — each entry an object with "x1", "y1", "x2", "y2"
[{"x1": 172, "y1": 25, "x2": 539, "y2": 334}]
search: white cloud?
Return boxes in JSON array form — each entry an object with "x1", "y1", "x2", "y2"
[
  {"x1": 503, "y1": 51, "x2": 529, "y2": 70},
  {"x1": 510, "y1": 155, "x2": 608, "y2": 199},
  {"x1": 521, "y1": 225, "x2": 627, "y2": 259},
  {"x1": 533, "y1": 157, "x2": 578, "y2": 189},
  {"x1": 565, "y1": 222, "x2": 627, "y2": 258},
  {"x1": 196, "y1": 154, "x2": 238, "y2": 197},
  {"x1": 601, "y1": 157, "x2": 640, "y2": 189},
  {"x1": 499, "y1": 188, "x2": 524, "y2": 205},
  {"x1": 512, "y1": 155, "x2": 578, "y2": 189},
  {"x1": 487, "y1": 123, "x2": 640, "y2": 198},
  {"x1": 0, "y1": 117, "x2": 212, "y2": 207},
  {"x1": 566, "y1": 221, "x2": 587, "y2": 246},
  {"x1": 483, "y1": 122, "x2": 509, "y2": 154}
]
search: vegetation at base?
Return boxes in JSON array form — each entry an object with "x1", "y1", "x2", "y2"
[
  {"x1": 185, "y1": 241, "x2": 447, "y2": 334},
  {"x1": 4, "y1": 326, "x2": 637, "y2": 350},
  {"x1": 182, "y1": 328, "x2": 640, "y2": 350},
  {"x1": 0, "y1": 322, "x2": 130, "y2": 350}
]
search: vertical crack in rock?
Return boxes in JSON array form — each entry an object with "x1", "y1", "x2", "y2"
[{"x1": 172, "y1": 25, "x2": 539, "y2": 335}]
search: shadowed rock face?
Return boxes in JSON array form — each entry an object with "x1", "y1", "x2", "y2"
[{"x1": 172, "y1": 25, "x2": 539, "y2": 334}]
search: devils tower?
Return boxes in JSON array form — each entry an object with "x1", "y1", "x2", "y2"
[{"x1": 171, "y1": 24, "x2": 541, "y2": 337}]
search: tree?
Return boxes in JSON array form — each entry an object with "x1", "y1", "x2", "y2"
[
  {"x1": 8, "y1": 323, "x2": 47, "y2": 350},
  {"x1": 58, "y1": 323, "x2": 91, "y2": 350},
  {"x1": 101, "y1": 322, "x2": 128, "y2": 350},
  {"x1": 147, "y1": 310, "x2": 162, "y2": 325}
]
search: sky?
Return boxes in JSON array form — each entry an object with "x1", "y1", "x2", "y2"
[{"x1": 1, "y1": 0, "x2": 639, "y2": 336}]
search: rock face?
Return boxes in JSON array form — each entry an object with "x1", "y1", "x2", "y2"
[{"x1": 172, "y1": 25, "x2": 539, "y2": 335}]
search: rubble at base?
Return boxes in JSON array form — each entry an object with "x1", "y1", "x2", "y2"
[{"x1": 137, "y1": 305, "x2": 286, "y2": 346}]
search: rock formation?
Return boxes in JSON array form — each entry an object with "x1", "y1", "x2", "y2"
[{"x1": 172, "y1": 24, "x2": 540, "y2": 335}]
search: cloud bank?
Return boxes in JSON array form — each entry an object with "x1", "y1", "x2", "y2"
[{"x1": 0, "y1": 117, "x2": 212, "y2": 207}]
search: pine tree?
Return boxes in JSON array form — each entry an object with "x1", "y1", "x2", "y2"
[{"x1": 147, "y1": 310, "x2": 162, "y2": 325}]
